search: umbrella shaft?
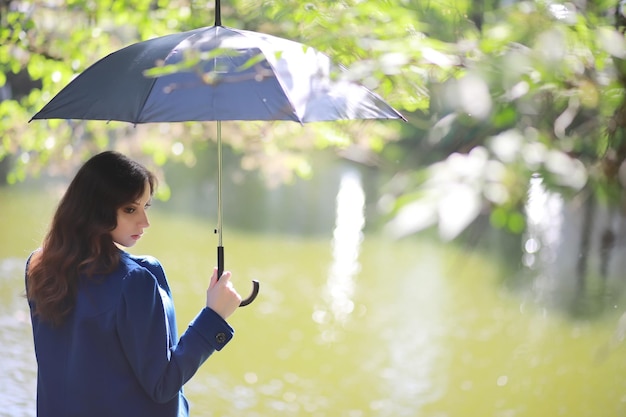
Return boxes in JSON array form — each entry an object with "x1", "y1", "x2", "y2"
[{"x1": 217, "y1": 120, "x2": 223, "y2": 246}]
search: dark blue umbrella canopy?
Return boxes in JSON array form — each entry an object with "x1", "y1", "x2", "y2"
[
  {"x1": 31, "y1": 25, "x2": 404, "y2": 124},
  {"x1": 31, "y1": 22, "x2": 405, "y2": 308}
]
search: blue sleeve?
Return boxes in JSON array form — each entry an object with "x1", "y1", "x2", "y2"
[{"x1": 116, "y1": 267, "x2": 233, "y2": 403}]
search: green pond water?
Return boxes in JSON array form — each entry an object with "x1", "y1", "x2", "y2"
[{"x1": 1, "y1": 182, "x2": 625, "y2": 417}]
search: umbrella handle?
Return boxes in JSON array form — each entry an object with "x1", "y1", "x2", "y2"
[
  {"x1": 240, "y1": 280, "x2": 260, "y2": 307},
  {"x1": 217, "y1": 245, "x2": 260, "y2": 307}
]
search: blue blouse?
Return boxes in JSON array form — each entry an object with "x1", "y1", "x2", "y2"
[{"x1": 27, "y1": 250, "x2": 234, "y2": 417}]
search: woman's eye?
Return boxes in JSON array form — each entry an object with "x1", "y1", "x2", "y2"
[{"x1": 124, "y1": 207, "x2": 136, "y2": 214}]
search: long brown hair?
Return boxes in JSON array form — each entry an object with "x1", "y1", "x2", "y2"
[{"x1": 26, "y1": 151, "x2": 156, "y2": 326}]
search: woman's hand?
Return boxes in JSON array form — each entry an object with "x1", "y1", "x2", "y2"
[{"x1": 206, "y1": 267, "x2": 242, "y2": 320}]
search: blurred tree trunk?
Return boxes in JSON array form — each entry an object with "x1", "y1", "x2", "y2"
[
  {"x1": 469, "y1": 0, "x2": 504, "y2": 32},
  {"x1": 594, "y1": 0, "x2": 626, "y2": 286},
  {"x1": 470, "y1": 0, "x2": 485, "y2": 31},
  {"x1": 576, "y1": 192, "x2": 594, "y2": 296},
  {"x1": 0, "y1": 159, "x2": 10, "y2": 185}
]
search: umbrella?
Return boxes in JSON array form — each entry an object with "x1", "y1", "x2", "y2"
[{"x1": 30, "y1": 0, "x2": 406, "y2": 307}]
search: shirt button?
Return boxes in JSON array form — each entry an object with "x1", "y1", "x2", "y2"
[{"x1": 216, "y1": 332, "x2": 227, "y2": 344}]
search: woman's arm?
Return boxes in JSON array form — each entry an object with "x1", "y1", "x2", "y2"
[{"x1": 116, "y1": 267, "x2": 233, "y2": 403}]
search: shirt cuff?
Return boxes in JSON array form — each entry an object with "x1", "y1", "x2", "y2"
[{"x1": 189, "y1": 307, "x2": 234, "y2": 351}]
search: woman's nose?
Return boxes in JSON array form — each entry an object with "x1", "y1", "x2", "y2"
[{"x1": 140, "y1": 210, "x2": 150, "y2": 227}]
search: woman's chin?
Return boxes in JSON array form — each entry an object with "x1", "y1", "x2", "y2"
[{"x1": 114, "y1": 241, "x2": 136, "y2": 249}]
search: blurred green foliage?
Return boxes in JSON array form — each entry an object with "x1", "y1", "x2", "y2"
[{"x1": 1, "y1": 0, "x2": 625, "y2": 238}]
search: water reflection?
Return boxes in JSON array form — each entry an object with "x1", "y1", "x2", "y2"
[
  {"x1": 523, "y1": 174, "x2": 564, "y2": 304},
  {"x1": 2, "y1": 181, "x2": 626, "y2": 417},
  {"x1": 0, "y1": 258, "x2": 36, "y2": 417},
  {"x1": 313, "y1": 170, "x2": 363, "y2": 341},
  {"x1": 309, "y1": 170, "x2": 447, "y2": 414},
  {"x1": 365, "y1": 249, "x2": 448, "y2": 416}
]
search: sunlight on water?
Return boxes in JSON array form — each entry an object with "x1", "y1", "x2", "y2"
[
  {"x1": 313, "y1": 170, "x2": 364, "y2": 341},
  {"x1": 523, "y1": 175, "x2": 564, "y2": 303},
  {"x1": 366, "y1": 252, "x2": 449, "y2": 417},
  {"x1": 523, "y1": 175, "x2": 563, "y2": 268}
]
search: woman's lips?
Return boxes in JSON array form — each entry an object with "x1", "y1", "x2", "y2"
[{"x1": 131, "y1": 233, "x2": 143, "y2": 240}]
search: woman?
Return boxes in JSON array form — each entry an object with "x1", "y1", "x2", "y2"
[{"x1": 25, "y1": 151, "x2": 242, "y2": 417}]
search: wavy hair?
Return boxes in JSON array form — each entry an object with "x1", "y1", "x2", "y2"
[{"x1": 26, "y1": 151, "x2": 156, "y2": 326}]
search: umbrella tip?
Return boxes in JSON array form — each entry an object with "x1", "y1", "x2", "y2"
[{"x1": 215, "y1": 0, "x2": 222, "y2": 26}]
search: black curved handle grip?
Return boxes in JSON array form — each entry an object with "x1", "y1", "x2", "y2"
[
  {"x1": 240, "y1": 280, "x2": 260, "y2": 307},
  {"x1": 217, "y1": 245, "x2": 259, "y2": 307}
]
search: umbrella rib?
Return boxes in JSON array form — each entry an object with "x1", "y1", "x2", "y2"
[
  {"x1": 134, "y1": 78, "x2": 160, "y2": 123},
  {"x1": 233, "y1": 28, "x2": 304, "y2": 123},
  {"x1": 263, "y1": 62, "x2": 303, "y2": 124}
]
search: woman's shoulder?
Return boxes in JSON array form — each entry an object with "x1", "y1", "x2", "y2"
[
  {"x1": 118, "y1": 253, "x2": 171, "y2": 295},
  {"x1": 119, "y1": 252, "x2": 167, "y2": 283},
  {"x1": 123, "y1": 253, "x2": 163, "y2": 271},
  {"x1": 25, "y1": 248, "x2": 42, "y2": 269}
]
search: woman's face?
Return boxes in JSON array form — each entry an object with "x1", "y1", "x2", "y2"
[{"x1": 110, "y1": 182, "x2": 152, "y2": 248}]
